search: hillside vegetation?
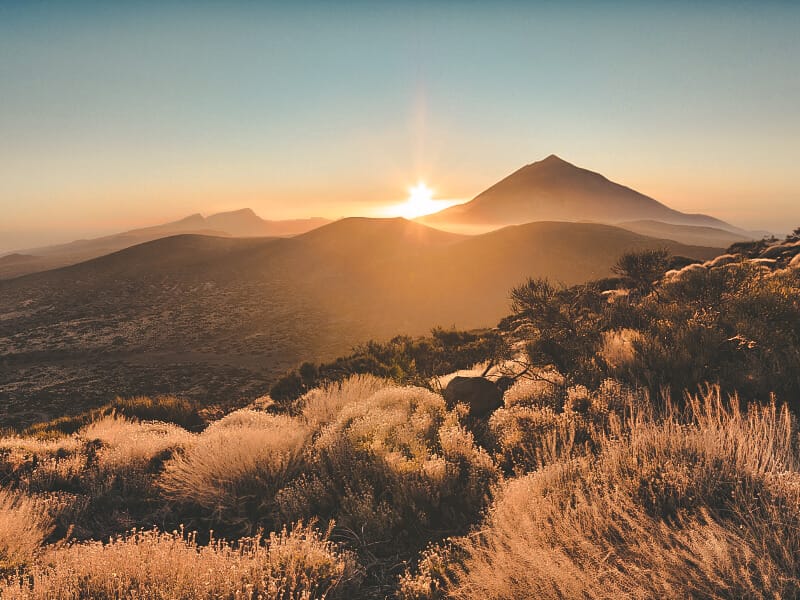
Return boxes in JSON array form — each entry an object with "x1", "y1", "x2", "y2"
[{"x1": 0, "y1": 232, "x2": 798, "y2": 598}]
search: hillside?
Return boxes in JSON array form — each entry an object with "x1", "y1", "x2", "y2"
[
  {"x1": 1, "y1": 237, "x2": 798, "y2": 599},
  {"x1": 421, "y1": 155, "x2": 745, "y2": 235},
  {"x1": 0, "y1": 218, "x2": 719, "y2": 427},
  {"x1": 0, "y1": 210, "x2": 330, "y2": 279},
  {"x1": 617, "y1": 219, "x2": 752, "y2": 247}
]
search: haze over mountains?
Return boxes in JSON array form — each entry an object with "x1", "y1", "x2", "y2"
[
  {"x1": 420, "y1": 155, "x2": 753, "y2": 236},
  {"x1": 2, "y1": 155, "x2": 763, "y2": 281},
  {"x1": 0, "y1": 216, "x2": 720, "y2": 426},
  {"x1": 0, "y1": 210, "x2": 330, "y2": 279}
]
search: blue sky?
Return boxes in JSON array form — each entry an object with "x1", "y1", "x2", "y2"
[{"x1": 1, "y1": 1, "x2": 798, "y2": 246}]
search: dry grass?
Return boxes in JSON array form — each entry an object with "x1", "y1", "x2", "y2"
[
  {"x1": 0, "y1": 488, "x2": 53, "y2": 572},
  {"x1": 160, "y1": 411, "x2": 310, "y2": 533},
  {"x1": 4, "y1": 374, "x2": 800, "y2": 598},
  {"x1": 81, "y1": 414, "x2": 193, "y2": 470},
  {"x1": 600, "y1": 327, "x2": 643, "y2": 370},
  {"x1": 447, "y1": 387, "x2": 800, "y2": 599},
  {"x1": 298, "y1": 374, "x2": 389, "y2": 430},
  {"x1": 278, "y1": 385, "x2": 498, "y2": 554},
  {"x1": 0, "y1": 521, "x2": 361, "y2": 599}
]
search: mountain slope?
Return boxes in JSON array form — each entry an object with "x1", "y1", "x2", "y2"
[
  {"x1": 0, "y1": 218, "x2": 720, "y2": 426},
  {"x1": 618, "y1": 220, "x2": 751, "y2": 247},
  {"x1": 0, "y1": 211, "x2": 330, "y2": 279},
  {"x1": 421, "y1": 155, "x2": 741, "y2": 233}
]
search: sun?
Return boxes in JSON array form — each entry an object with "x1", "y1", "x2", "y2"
[{"x1": 394, "y1": 181, "x2": 439, "y2": 219}]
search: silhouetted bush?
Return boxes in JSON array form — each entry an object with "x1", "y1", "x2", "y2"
[{"x1": 270, "y1": 328, "x2": 507, "y2": 406}]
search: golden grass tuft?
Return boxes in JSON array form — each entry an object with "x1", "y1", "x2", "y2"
[
  {"x1": 0, "y1": 521, "x2": 361, "y2": 599},
  {"x1": 0, "y1": 489, "x2": 53, "y2": 572},
  {"x1": 160, "y1": 411, "x2": 310, "y2": 532}
]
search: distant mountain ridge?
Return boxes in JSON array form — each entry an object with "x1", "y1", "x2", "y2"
[
  {"x1": 421, "y1": 155, "x2": 749, "y2": 235},
  {"x1": 617, "y1": 220, "x2": 750, "y2": 248},
  {"x1": 0, "y1": 210, "x2": 330, "y2": 279}
]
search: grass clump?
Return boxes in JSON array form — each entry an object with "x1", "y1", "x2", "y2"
[
  {"x1": 0, "y1": 489, "x2": 53, "y2": 573},
  {"x1": 160, "y1": 411, "x2": 310, "y2": 535},
  {"x1": 0, "y1": 521, "x2": 361, "y2": 599},
  {"x1": 277, "y1": 384, "x2": 499, "y2": 558}
]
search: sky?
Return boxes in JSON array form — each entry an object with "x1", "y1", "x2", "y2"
[{"x1": 1, "y1": 0, "x2": 799, "y2": 249}]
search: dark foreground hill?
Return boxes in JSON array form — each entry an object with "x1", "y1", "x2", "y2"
[{"x1": 0, "y1": 217, "x2": 719, "y2": 426}]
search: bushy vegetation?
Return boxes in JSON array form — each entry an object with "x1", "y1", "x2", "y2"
[
  {"x1": 441, "y1": 390, "x2": 800, "y2": 599},
  {"x1": 2, "y1": 234, "x2": 799, "y2": 598},
  {"x1": 270, "y1": 328, "x2": 506, "y2": 405},
  {"x1": 277, "y1": 384, "x2": 498, "y2": 561},
  {"x1": 503, "y1": 238, "x2": 800, "y2": 405}
]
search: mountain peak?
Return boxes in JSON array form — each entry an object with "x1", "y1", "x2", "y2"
[
  {"x1": 528, "y1": 154, "x2": 574, "y2": 169},
  {"x1": 208, "y1": 208, "x2": 258, "y2": 220},
  {"x1": 420, "y1": 155, "x2": 738, "y2": 231}
]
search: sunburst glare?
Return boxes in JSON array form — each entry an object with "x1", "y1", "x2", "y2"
[{"x1": 384, "y1": 181, "x2": 463, "y2": 219}]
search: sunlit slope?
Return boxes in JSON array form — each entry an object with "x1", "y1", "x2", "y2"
[{"x1": 0, "y1": 218, "x2": 719, "y2": 425}]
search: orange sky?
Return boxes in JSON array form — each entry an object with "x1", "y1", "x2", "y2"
[{"x1": 1, "y1": 2, "x2": 798, "y2": 248}]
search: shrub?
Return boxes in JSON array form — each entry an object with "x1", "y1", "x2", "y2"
[
  {"x1": 487, "y1": 381, "x2": 634, "y2": 475},
  {"x1": 0, "y1": 489, "x2": 53, "y2": 572},
  {"x1": 397, "y1": 542, "x2": 464, "y2": 600},
  {"x1": 276, "y1": 385, "x2": 499, "y2": 556},
  {"x1": 0, "y1": 522, "x2": 361, "y2": 599},
  {"x1": 611, "y1": 248, "x2": 670, "y2": 292},
  {"x1": 81, "y1": 414, "x2": 193, "y2": 470},
  {"x1": 449, "y1": 388, "x2": 800, "y2": 599},
  {"x1": 270, "y1": 328, "x2": 507, "y2": 406},
  {"x1": 298, "y1": 374, "x2": 389, "y2": 431},
  {"x1": 160, "y1": 411, "x2": 310, "y2": 535}
]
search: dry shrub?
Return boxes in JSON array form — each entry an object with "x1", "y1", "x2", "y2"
[
  {"x1": 277, "y1": 385, "x2": 498, "y2": 554},
  {"x1": 488, "y1": 405, "x2": 597, "y2": 474},
  {"x1": 0, "y1": 521, "x2": 361, "y2": 599},
  {"x1": 0, "y1": 489, "x2": 53, "y2": 572},
  {"x1": 160, "y1": 411, "x2": 310, "y2": 533},
  {"x1": 397, "y1": 542, "x2": 464, "y2": 600},
  {"x1": 489, "y1": 380, "x2": 638, "y2": 474},
  {"x1": 501, "y1": 370, "x2": 564, "y2": 409},
  {"x1": 0, "y1": 435, "x2": 83, "y2": 490},
  {"x1": 299, "y1": 374, "x2": 389, "y2": 431},
  {"x1": 0, "y1": 419, "x2": 192, "y2": 543},
  {"x1": 450, "y1": 387, "x2": 800, "y2": 599},
  {"x1": 82, "y1": 415, "x2": 193, "y2": 470},
  {"x1": 600, "y1": 328, "x2": 643, "y2": 370}
]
